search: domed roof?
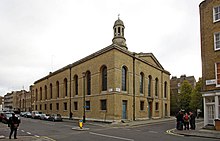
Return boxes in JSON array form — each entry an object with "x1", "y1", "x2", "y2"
[{"x1": 114, "y1": 18, "x2": 124, "y2": 27}]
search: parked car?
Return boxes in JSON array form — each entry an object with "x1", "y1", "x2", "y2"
[
  {"x1": 40, "y1": 114, "x2": 50, "y2": 120},
  {"x1": 31, "y1": 111, "x2": 42, "y2": 119},
  {"x1": 24, "y1": 112, "x2": 32, "y2": 118},
  {"x1": 2, "y1": 112, "x2": 21, "y2": 124},
  {"x1": 20, "y1": 112, "x2": 27, "y2": 117},
  {"x1": 48, "y1": 114, "x2": 62, "y2": 122}
]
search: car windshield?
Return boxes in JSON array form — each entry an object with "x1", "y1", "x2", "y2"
[{"x1": 6, "y1": 113, "x2": 12, "y2": 117}]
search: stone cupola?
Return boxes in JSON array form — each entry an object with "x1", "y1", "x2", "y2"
[{"x1": 112, "y1": 17, "x2": 127, "y2": 49}]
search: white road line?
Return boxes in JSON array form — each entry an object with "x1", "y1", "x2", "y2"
[
  {"x1": 89, "y1": 132, "x2": 134, "y2": 141},
  {"x1": 21, "y1": 130, "x2": 25, "y2": 132},
  {"x1": 148, "y1": 131, "x2": 158, "y2": 134},
  {"x1": 35, "y1": 135, "x2": 40, "y2": 138},
  {"x1": 27, "y1": 132, "x2": 31, "y2": 135}
]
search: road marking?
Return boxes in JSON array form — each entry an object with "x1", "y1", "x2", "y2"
[
  {"x1": 89, "y1": 132, "x2": 134, "y2": 141},
  {"x1": 21, "y1": 130, "x2": 25, "y2": 132},
  {"x1": 27, "y1": 132, "x2": 31, "y2": 135},
  {"x1": 42, "y1": 136, "x2": 57, "y2": 141},
  {"x1": 148, "y1": 131, "x2": 158, "y2": 134},
  {"x1": 166, "y1": 128, "x2": 184, "y2": 137},
  {"x1": 35, "y1": 135, "x2": 40, "y2": 138}
]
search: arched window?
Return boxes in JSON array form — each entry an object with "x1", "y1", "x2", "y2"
[
  {"x1": 86, "y1": 71, "x2": 91, "y2": 95},
  {"x1": 40, "y1": 87, "x2": 42, "y2": 100},
  {"x1": 50, "y1": 83, "x2": 52, "y2": 99},
  {"x1": 118, "y1": 27, "x2": 121, "y2": 35},
  {"x1": 35, "y1": 89, "x2": 38, "y2": 101},
  {"x1": 64, "y1": 78, "x2": 68, "y2": 97},
  {"x1": 140, "y1": 72, "x2": 144, "y2": 94},
  {"x1": 148, "y1": 75, "x2": 152, "y2": 97},
  {"x1": 122, "y1": 66, "x2": 127, "y2": 91},
  {"x1": 164, "y1": 81, "x2": 167, "y2": 98},
  {"x1": 56, "y1": 81, "x2": 59, "y2": 98},
  {"x1": 101, "y1": 66, "x2": 107, "y2": 91},
  {"x1": 74, "y1": 75, "x2": 78, "y2": 95},
  {"x1": 155, "y1": 78, "x2": 159, "y2": 97},
  {"x1": 45, "y1": 85, "x2": 47, "y2": 100}
]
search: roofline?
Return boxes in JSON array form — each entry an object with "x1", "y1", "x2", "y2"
[{"x1": 34, "y1": 44, "x2": 170, "y2": 84}]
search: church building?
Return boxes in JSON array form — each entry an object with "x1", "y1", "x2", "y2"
[{"x1": 31, "y1": 18, "x2": 170, "y2": 122}]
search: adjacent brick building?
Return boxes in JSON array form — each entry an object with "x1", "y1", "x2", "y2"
[
  {"x1": 32, "y1": 18, "x2": 170, "y2": 122},
  {"x1": 170, "y1": 75, "x2": 196, "y2": 115},
  {"x1": 200, "y1": 0, "x2": 220, "y2": 126}
]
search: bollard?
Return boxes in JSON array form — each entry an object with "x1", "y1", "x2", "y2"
[{"x1": 79, "y1": 120, "x2": 83, "y2": 129}]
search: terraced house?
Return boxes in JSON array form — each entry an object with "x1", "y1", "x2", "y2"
[
  {"x1": 200, "y1": 0, "x2": 220, "y2": 126},
  {"x1": 31, "y1": 18, "x2": 170, "y2": 122}
]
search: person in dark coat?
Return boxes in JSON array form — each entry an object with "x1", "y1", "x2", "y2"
[
  {"x1": 189, "y1": 112, "x2": 196, "y2": 130},
  {"x1": 8, "y1": 113, "x2": 20, "y2": 139},
  {"x1": 176, "y1": 110, "x2": 184, "y2": 130}
]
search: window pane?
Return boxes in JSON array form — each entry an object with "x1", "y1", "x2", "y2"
[
  {"x1": 122, "y1": 67, "x2": 127, "y2": 91},
  {"x1": 102, "y1": 67, "x2": 107, "y2": 91}
]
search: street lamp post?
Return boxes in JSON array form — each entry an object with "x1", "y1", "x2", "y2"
[{"x1": 82, "y1": 72, "x2": 86, "y2": 123}]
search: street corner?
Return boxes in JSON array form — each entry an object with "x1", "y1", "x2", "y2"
[
  {"x1": 166, "y1": 128, "x2": 184, "y2": 137},
  {"x1": 72, "y1": 126, "x2": 90, "y2": 131}
]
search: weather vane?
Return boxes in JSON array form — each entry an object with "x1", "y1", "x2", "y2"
[{"x1": 118, "y1": 14, "x2": 120, "y2": 19}]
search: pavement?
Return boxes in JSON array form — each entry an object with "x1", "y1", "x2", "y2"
[{"x1": 0, "y1": 117, "x2": 220, "y2": 140}]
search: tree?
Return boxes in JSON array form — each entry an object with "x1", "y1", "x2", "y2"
[
  {"x1": 190, "y1": 78, "x2": 203, "y2": 115},
  {"x1": 178, "y1": 80, "x2": 192, "y2": 112}
]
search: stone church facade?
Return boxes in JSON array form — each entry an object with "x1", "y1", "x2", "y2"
[{"x1": 31, "y1": 18, "x2": 170, "y2": 122}]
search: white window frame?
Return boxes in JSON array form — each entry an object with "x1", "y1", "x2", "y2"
[
  {"x1": 213, "y1": 5, "x2": 220, "y2": 23},
  {"x1": 215, "y1": 62, "x2": 220, "y2": 87},
  {"x1": 214, "y1": 32, "x2": 220, "y2": 51}
]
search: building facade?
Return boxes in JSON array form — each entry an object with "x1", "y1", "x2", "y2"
[
  {"x1": 200, "y1": 0, "x2": 220, "y2": 126},
  {"x1": 170, "y1": 75, "x2": 196, "y2": 115},
  {"x1": 3, "y1": 90, "x2": 32, "y2": 112},
  {"x1": 32, "y1": 18, "x2": 170, "y2": 122}
]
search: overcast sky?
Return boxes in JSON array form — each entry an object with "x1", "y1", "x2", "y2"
[{"x1": 0, "y1": 0, "x2": 203, "y2": 96}]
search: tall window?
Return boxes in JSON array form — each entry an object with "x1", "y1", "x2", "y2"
[
  {"x1": 164, "y1": 81, "x2": 167, "y2": 98},
  {"x1": 214, "y1": 32, "x2": 220, "y2": 50},
  {"x1": 64, "y1": 78, "x2": 68, "y2": 97},
  {"x1": 56, "y1": 103, "x2": 59, "y2": 110},
  {"x1": 140, "y1": 101, "x2": 144, "y2": 111},
  {"x1": 214, "y1": 6, "x2": 220, "y2": 22},
  {"x1": 40, "y1": 87, "x2": 42, "y2": 100},
  {"x1": 140, "y1": 72, "x2": 144, "y2": 94},
  {"x1": 155, "y1": 78, "x2": 159, "y2": 97},
  {"x1": 85, "y1": 101, "x2": 90, "y2": 110},
  {"x1": 74, "y1": 102, "x2": 78, "y2": 110},
  {"x1": 56, "y1": 81, "x2": 59, "y2": 98},
  {"x1": 50, "y1": 103, "x2": 52, "y2": 110},
  {"x1": 100, "y1": 99, "x2": 107, "y2": 111},
  {"x1": 122, "y1": 66, "x2": 127, "y2": 91},
  {"x1": 216, "y1": 62, "x2": 220, "y2": 86},
  {"x1": 45, "y1": 85, "x2": 47, "y2": 100},
  {"x1": 35, "y1": 89, "x2": 38, "y2": 101},
  {"x1": 86, "y1": 71, "x2": 91, "y2": 95},
  {"x1": 64, "y1": 102, "x2": 67, "y2": 111},
  {"x1": 74, "y1": 75, "x2": 78, "y2": 95},
  {"x1": 155, "y1": 102, "x2": 159, "y2": 111},
  {"x1": 102, "y1": 66, "x2": 107, "y2": 91},
  {"x1": 148, "y1": 75, "x2": 152, "y2": 97},
  {"x1": 50, "y1": 83, "x2": 52, "y2": 99}
]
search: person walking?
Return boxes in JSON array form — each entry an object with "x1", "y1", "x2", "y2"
[
  {"x1": 189, "y1": 112, "x2": 196, "y2": 130},
  {"x1": 8, "y1": 113, "x2": 20, "y2": 139},
  {"x1": 183, "y1": 112, "x2": 190, "y2": 130}
]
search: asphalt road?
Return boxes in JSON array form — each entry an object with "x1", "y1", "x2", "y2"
[{"x1": 1, "y1": 117, "x2": 219, "y2": 141}]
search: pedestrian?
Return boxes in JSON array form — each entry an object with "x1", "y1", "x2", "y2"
[
  {"x1": 189, "y1": 112, "x2": 196, "y2": 130},
  {"x1": 183, "y1": 112, "x2": 189, "y2": 130},
  {"x1": 176, "y1": 110, "x2": 184, "y2": 130},
  {"x1": 8, "y1": 113, "x2": 20, "y2": 139}
]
